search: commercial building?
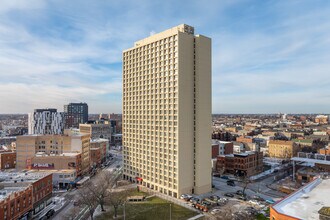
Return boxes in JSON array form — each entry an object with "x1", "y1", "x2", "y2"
[
  {"x1": 270, "y1": 178, "x2": 330, "y2": 220},
  {"x1": 52, "y1": 170, "x2": 76, "y2": 189},
  {"x1": 122, "y1": 24, "x2": 212, "y2": 197},
  {"x1": 90, "y1": 139, "x2": 108, "y2": 166},
  {"x1": 112, "y1": 134, "x2": 122, "y2": 145},
  {"x1": 268, "y1": 140, "x2": 299, "y2": 159},
  {"x1": 0, "y1": 171, "x2": 53, "y2": 219},
  {"x1": 16, "y1": 130, "x2": 90, "y2": 175},
  {"x1": 28, "y1": 108, "x2": 65, "y2": 135},
  {"x1": 30, "y1": 152, "x2": 82, "y2": 176},
  {"x1": 64, "y1": 103, "x2": 88, "y2": 128},
  {"x1": 0, "y1": 151, "x2": 16, "y2": 169},
  {"x1": 291, "y1": 152, "x2": 330, "y2": 183},
  {"x1": 212, "y1": 140, "x2": 233, "y2": 158},
  {"x1": 90, "y1": 147, "x2": 101, "y2": 168},
  {"x1": 79, "y1": 122, "x2": 112, "y2": 140},
  {"x1": 216, "y1": 151, "x2": 263, "y2": 177}
]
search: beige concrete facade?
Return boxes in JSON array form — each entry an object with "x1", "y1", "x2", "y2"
[
  {"x1": 79, "y1": 123, "x2": 112, "y2": 140},
  {"x1": 31, "y1": 153, "x2": 82, "y2": 176},
  {"x1": 16, "y1": 132, "x2": 90, "y2": 175},
  {"x1": 122, "y1": 24, "x2": 211, "y2": 198}
]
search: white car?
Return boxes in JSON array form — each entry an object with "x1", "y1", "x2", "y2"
[
  {"x1": 211, "y1": 209, "x2": 221, "y2": 215},
  {"x1": 180, "y1": 194, "x2": 192, "y2": 200},
  {"x1": 248, "y1": 200, "x2": 259, "y2": 205}
]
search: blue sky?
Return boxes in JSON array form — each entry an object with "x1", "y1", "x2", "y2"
[{"x1": 0, "y1": 0, "x2": 330, "y2": 114}]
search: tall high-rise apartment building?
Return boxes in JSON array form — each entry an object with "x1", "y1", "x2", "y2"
[
  {"x1": 122, "y1": 24, "x2": 212, "y2": 197},
  {"x1": 28, "y1": 108, "x2": 65, "y2": 135},
  {"x1": 64, "y1": 102, "x2": 88, "y2": 128}
]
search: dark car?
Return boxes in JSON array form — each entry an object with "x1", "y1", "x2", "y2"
[
  {"x1": 252, "y1": 195, "x2": 264, "y2": 201},
  {"x1": 224, "y1": 193, "x2": 234, "y2": 198},
  {"x1": 221, "y1": 175, "x2": 229, "y2": 179},
  {"x1": 236, "y1": 190, "x2": 245, "y2": 196},
  {"x1": 227, "y1": 181, "x2": 235, "y2": 186},
  {"x1": 238, "y1": 196, "x2": 247, "y2": 201},
  {"x1": 46, "y1": 209, "x2": 55, "y2": 218},
  {"x1": 189, "y1": 197, "x2": 200, "y2": 204}
]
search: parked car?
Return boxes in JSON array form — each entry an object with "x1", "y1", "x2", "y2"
[
  {"x1": 236, "y1": 190, "x2": 244, "y2": 196},
  {"x1": 189, "y1": 197, "x2": 200, "y2": 204},
  {"x1": 252, "y1": 195, "x2": 264, "y2": 201},
  {"x1": 180, "y1": 194, "x2": 192, "y2": 201},
  {"x1": 266, "y1": 199, "x2": 275, "y2": 204},
  {"x1": 201, "y1": 201, "x2": 211, "y2": 206},
  {"x1": 211, "y1": 208, "x2": 221, "y2": 214},
  {"x1": 210, "y1": 195, "x2": 220, "y2": 201},
  {"x1": 194, "y1": 202, "x2": 209, "y2": 212},
  {"x1": 224, "y1": 193, "x2": 234, "y2": 197},
  {"x1": 238, "y1": 196, "x2": 247, "y2": 201},
  {"x1": 248, "y1": 200, "x2": 260, "y2": 205},
  {"x1": 46, "y1": 209, "x2": 55, "y2": 218},
  {"x1": 227, "y1": 181, "x2": 235, "y2": 186},
  {"x1": 221, "y1": 175, "x2": 229, "y2": 179}
]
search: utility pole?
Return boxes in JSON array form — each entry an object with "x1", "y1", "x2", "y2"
[
  {"x1": 124, "y1": 201, "x2": 126, "y2": 220},
  {"x1": 170, "y1": 203, "x2": 172, "y2": 220}
]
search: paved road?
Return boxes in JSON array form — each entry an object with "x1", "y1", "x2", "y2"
[
  {"x1": 212, "y1": 177, "x2": 285, "y2": 201},
  {"x1": 52, "y1": 153, "x2": 123, "y2": 220}
]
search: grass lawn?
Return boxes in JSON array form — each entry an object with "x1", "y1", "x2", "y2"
[
  {"x1": 256, "y1": 213, "x2": 269, "y2": 220},
  {"x1": 95, "y1": 194, "x2": 198, "y2": 220}
]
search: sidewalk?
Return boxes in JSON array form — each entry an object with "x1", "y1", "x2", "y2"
[{"x1": 32, "y1": 197, "x2": 66, "y2": 219}]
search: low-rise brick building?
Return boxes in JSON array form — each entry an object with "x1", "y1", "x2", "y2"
[
  {"x1": 0, "y1": 171, "x2": 53, "y2": 219},
  {"x1": 0, "y1": 151, "x2": 16, "y2": 169},
  {"x1": 216, "y1": 151, "x2": 263, "y2": 177}
]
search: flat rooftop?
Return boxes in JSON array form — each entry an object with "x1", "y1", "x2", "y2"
[
  {"x1": 91, "y1": 138, "x2": 109, "y2": 143},
  {"x1": 291, "y1": 157, "x2": 330, "y2": 165},
  {"x1": 272, "y1": 178, "x2": 330, "y2": 219},
  {"x1": 0, "y1": 170, "x2": 52, "y2": 185},
  {"x1": 0, "y1": 186, "x2": 28, "y2": 201},
  {"x1": 35, "y1": 152, "x2": 80, "y2": 157}
]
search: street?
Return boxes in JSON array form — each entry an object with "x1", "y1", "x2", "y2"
[{"x1": 50, "y1": 150, "x2": 123, "y2": 220}]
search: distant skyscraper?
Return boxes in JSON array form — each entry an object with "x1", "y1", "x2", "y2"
[
  {"x1": 122, "y1": 24, "x2": 212, "y2": 197},
  {"x1": 64, "y1": 103, "x2": 88, "y2": 128},
  {"x1": 28, "y1": 108, "x2": 64, "y2": 135}
]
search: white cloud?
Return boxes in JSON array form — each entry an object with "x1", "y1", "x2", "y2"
[{"x1": 0, "y1": 0, "x2": 330, "y2": 113}]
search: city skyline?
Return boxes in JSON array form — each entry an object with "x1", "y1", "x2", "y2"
[{"x1": 1, "y1": 0, "x2": 330, "y2": 114}]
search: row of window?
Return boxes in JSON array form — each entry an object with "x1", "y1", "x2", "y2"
[
  {"x1": 124, "y1": 35, "x2": 177, "y2": 55},
  {"x1": 124, "y1": 55, "x2": 178, "y2": 66}
]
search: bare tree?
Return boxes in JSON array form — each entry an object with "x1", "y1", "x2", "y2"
[
  {"x1": 107, "y1": 188, "x2": 133, "y2": 218},
  {"x1": 235, "y1": 172, "x2": 251, "y2": 196},
  {"x1": 75, "y1": 170, "x2": 117, "y2": 220},
  {"x1": 77, "y1": 184, "x2": 98, "y2": 220},
  {"x1": 85, "y1": 171, "x2": 115, "y2": 212}
]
